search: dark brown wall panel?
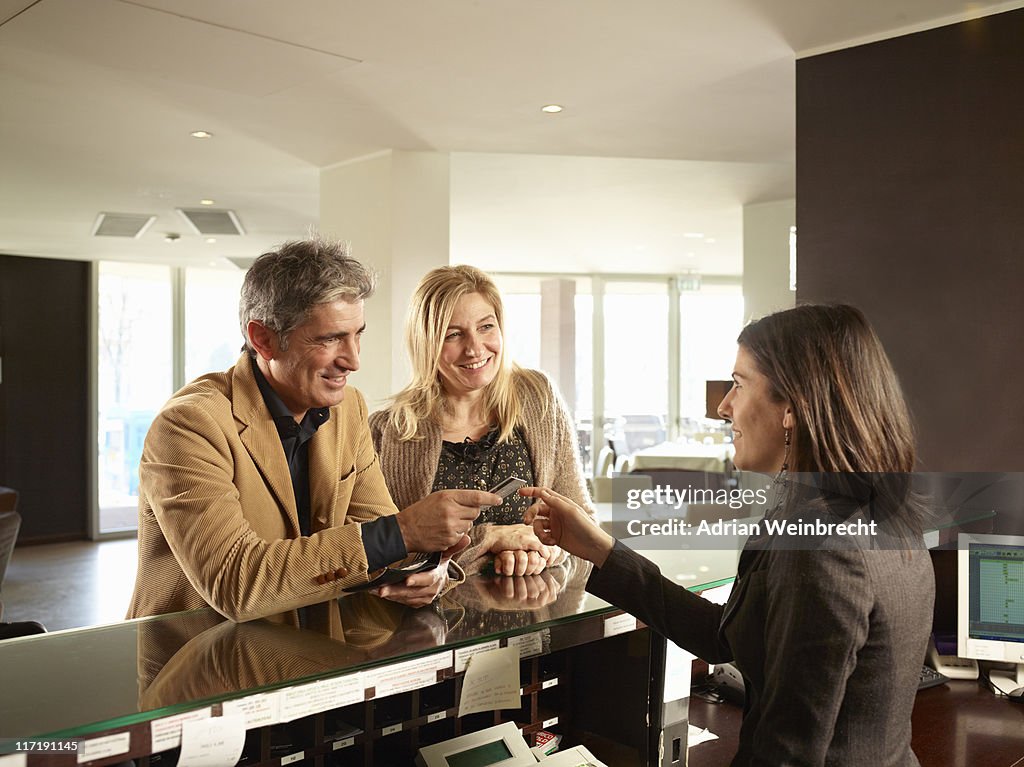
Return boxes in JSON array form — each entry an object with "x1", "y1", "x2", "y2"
[
  {"x1": 0, "y1": 255, "x2": 90, "y2": 541},
  {"x1": 796, "y1": 8, "x2": 1024, "y2": 471}
]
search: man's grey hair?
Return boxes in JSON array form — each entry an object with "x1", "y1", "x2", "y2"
[{"x1": 239, "y1": 237, "x2": 376, "y2": 352}]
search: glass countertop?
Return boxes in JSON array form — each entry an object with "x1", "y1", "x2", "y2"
[{"x1": 0, "y1": 551, "x2": 740, "y2": 745}]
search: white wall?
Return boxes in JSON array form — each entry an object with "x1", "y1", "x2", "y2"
[
  {"x1": 320, "y1": 150, "x2": 452, "y2": 409},
  {"x1": 742, "y1": 198, "x2": 795, "y2": 321}
]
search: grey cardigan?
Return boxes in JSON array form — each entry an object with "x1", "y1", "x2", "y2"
[{"x1": 369, "y1": 369, "x2": 595, "y2": 566}]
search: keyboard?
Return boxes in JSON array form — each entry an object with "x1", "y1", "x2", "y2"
[{"x1": 918, "y1": 664, "x2": 949, "y2": 691}]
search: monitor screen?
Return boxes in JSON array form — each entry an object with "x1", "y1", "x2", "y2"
[
  {"x1": 957, "y1": 533, "x2": 1024, "y2": 692},
  {"x1": 446, "y1": 739, "x2": 514, "y2": 767}
]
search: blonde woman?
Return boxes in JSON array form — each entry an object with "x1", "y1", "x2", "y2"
[{"x1": 370, "y1": 266, "x2": 595, "y2": 577}]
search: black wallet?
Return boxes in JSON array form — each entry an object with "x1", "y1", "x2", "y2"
[{"x1": 342, "y1": 550, "x2": 444, "y2": 593}]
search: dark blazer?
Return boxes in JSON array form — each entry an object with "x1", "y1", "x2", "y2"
[{"x1": 588, "y1": 534, "x2": 933, "y2": 766}]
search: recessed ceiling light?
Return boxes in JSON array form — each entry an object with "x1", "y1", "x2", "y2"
[
  {"x1": 205, "y1": 238, "x2": 217, "y2": 244},
  {"x1": 190, "y1": 130, "x2": 213, "y2": 139},
  {"x1": 200, "y1": 199, "x2": 215, "y2": 206},
  {"x1": 540, "y1": 104, "x2": 563, "y2": 113}
]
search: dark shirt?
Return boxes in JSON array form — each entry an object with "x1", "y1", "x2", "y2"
[
  {"x1": 250, "y1": 357, "x2": 403, "y2": 569},
  {"x1": 432, "y1": 426, "x2": 534, "y2": 525}
]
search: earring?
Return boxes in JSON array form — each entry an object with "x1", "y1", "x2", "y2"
[{"x1": 781, "y1": 428, "x2": 791, "y2": 473}]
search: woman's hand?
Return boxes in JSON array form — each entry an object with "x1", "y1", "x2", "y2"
[
  {"x1": 470, "y1": 570, "x2": 561, "y2": 611},
  {"x1": 521, "y1": 486, "x2": 615, "y2": 567},
  {"x1": 484, "y1": 524, "x2": 562, "y2": 576}
]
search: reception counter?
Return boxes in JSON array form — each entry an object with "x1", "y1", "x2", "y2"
[{"x1": 0, "y1": 552, "x2": 738, "y2": 767}]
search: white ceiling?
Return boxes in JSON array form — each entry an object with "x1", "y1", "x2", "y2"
[{"x1": 1, "y1": 0, "x2": 1019, "y2": 274}]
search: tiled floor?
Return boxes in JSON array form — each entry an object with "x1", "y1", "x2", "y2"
[{"x1": 1, "y1": 539, "x2": 138, "y2": 632}]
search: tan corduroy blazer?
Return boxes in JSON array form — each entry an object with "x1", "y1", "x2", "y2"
[{"x1": 127, "y1": 354, "x2": 400, "y2": 622}]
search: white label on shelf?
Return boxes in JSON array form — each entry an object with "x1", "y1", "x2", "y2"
[
  {"x1": 427, "y1": 711, "x2": 447, "y2": 723},
  {"x1": 332, "y1": 737, "x2": 355, "y2": 751},
  {"x1": 319, "y1": 673, "x2": 365, "y2": 709},
  {"x1": 541, "y1": 678, "x2": 559, "y2": 690},
  {"x1": 151, "y1": 708, "x2": 212, "y2": 753},
  {"x1": 277, "y1": 672, "x2": 364, "y2": 723},
  {"x1": 0, "y1": 754, "x2": 26, "y2": 767},
  {"x1": 280, "y1": 751, "x2": 304, "y2": 765},
  {"x1": 454, "y1": 640, "x2": 501, "y2": 673},
  {"x1": 367, "y1": 651, "x2": 452, "y2": 698},
  {"x1": 178, "y1": 715, "x2": 245, "y2": 767},
  {"x1": 603, "y1": 613, "x2": 638, "y2": 638},
  {"x1": 77, "y1": 732, "x2": 131, "y2": 764},
  {"x1": 542, "y1": 716, "x2": 559, "y2": 728},
  {"x1": 279, "y1": 672, "x2": 366, "y2": 722},
  {"x1": 221, "y1": 691, "x2": 281, "y2": 728},
  {"x1": 279, "y1": 681, "x2": 319, "y2": 722},
  {"x1": 381, "y1": 724, "x2": 402, "y2": 736},
  {"x1": 507, "y1": 631, "x2": 544, "y2": 659}
]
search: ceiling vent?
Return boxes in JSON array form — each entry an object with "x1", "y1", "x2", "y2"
[
  {"x1": 177, "y1": 208, "x2": 246, "y2": 236},
  {"x1": 92, "y1": 212, "x2": 157, "y2": 238}
]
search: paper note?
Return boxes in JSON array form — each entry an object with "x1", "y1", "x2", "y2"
[
  {"x1": 177, "y1": 715, "x2": 245, "y2": 767},
  {"x1": 457, "y1": 646, "x2": 521, "y2": 717},
  {"x1": 0, "y1": 755, "x2": 26, "y2": 767},
  {"x1": 687, "y1": 724, "x2": 719, "y2": 747}
]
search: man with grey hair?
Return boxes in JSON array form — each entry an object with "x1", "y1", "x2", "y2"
[{"x1": 128, "y1": 238, "x2": 498, "y2": 621}]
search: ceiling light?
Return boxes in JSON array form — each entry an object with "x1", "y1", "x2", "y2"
[
  {"x1": 200, "y1": 199, "x2": 215, "y2": 206},
  {"x1": 683, "y1": 232, "x2": 704, "y2": 239},
  {"x1": 164, "y1": 233, "x2": 180, "y2": 242},
  {"x1": 205, "y1": 238, "x2": 217, "y2": 244},
  {"x1": 190, "y1": 130, "x2": 213, "y2": 139},
  {"x1": 540, "y1": 104, "x2": 563, "y2": 113}
]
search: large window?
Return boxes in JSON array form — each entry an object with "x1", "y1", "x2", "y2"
[
  {"x1": 678, "y1": 288, "x2": 745, "y2": 430},
  {"x1": 493, "y1": 272, "x2": 742, "y2": 476},
  {"x1": 604, "y1": 282, "x2": 669, "y2": 457},
  {"x1": 185, "y1": 267, "x2": 247, "y2": 380},
  {"x1": 96, "y1": 263, "x2": 249, "y2": 536},
  {"x1": 97, "y1": 263, "x2": 173, "y2": 533}
]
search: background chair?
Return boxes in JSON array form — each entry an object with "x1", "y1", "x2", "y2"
[
  {"x1": 0, "y1": 490, "x2": 21, "y2": 585},
  {"x1": 0, "y1": 487, "x2": 23, "y2": 623}
]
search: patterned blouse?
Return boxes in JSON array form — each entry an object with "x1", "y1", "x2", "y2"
[{"x1": 431, "y1": 426, "x2": 535, "y2": 525}]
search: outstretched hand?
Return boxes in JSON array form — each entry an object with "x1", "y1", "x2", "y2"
[{"x1": 520, "y1": 487, "x2": 614, "y2": 567}]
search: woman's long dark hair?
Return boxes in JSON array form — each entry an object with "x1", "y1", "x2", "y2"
[{"x1": 739, "y1": 304, "x2": 923, "y2": 542}]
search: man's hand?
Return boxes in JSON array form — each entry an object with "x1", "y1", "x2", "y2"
[
  {"x1": 375, "y1": 537, "x2": 468, "y2": 608},
  {"x1": 396, "y1": 489, "x2": 501, "y2": 553}
]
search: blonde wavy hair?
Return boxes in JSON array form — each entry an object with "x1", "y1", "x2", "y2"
[{"x1": 386, "y1": 265, "x2": 545, "y2": 441}]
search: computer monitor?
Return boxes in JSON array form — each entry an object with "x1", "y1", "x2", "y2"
[{"x1": 957, "y1": 533, "x2": 1024, "y2": 694}]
